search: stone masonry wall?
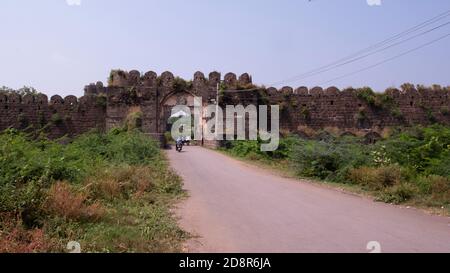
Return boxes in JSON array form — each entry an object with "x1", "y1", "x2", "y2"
[{"x1": 1, "y1": 70, "x2": 449, "y2": 140}]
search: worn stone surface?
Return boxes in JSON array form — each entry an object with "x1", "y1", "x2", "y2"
[{"x1": 1, "y1": 70, "x2": 449, "y2": 140}]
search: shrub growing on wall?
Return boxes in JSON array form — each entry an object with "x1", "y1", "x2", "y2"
[{"x1": 50, "y1": 113, "x2": 64, "y2": 126}]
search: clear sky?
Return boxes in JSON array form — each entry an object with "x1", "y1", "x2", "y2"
[{"x1": 1, "y1": 0, "x2": 449, "y2": 97}]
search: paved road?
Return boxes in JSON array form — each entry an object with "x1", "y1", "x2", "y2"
[{"x1": 167, "y1": 146, "x2": 450, "y2": 253}]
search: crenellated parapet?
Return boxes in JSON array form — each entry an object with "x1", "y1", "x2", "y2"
[
  {"x1": 105, "y1": 69, "x2": 253, "y2": 90},
  {"x1": 84, "y1": 81, "x2": 106, "y2": 95},
  {"x1": 1, "y1": 69, "x2": 449, "y2": 140},
  {"x1": 0, "y1": 91, "x2": 107, "y2": 139}
]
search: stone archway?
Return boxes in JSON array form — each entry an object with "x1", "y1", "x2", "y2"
[{"x1": 159, "y1": 91, "x2": 197, "y2": 135}]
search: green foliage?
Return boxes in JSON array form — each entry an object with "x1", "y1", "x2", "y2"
[
  {"x1": 356, "y1": 108, "x2": 367, "y2": 122},
  {"x1": 378, "y1": 182, "x2": 418, "y2": 204},
  {"x1": 173, "y1": 77, "x2": 192, "y2": 91},
  {"x1": 0, "y1": 130, "x2": 86, "y2": 214},
  {"x1": 413, "y1": 175, "x2": 450, "y2": 206},
  {"x1": 390, "y1": 107, "x2": 404, "y2": 119},
  {"x1": 356, "y1": 87, "x2": 397, "y2": 111},
  {"x1": 0, "y1": 129, "x2": 183, "y2": 252},
  {"x1": 50, "y1": 113, "x2": 63, "y2": 125},
  {"x1": 17, "y1": 113, "x2": 28, "y2": 127},
  {"x1": 0, "y1": 129, "x2": 160, "y2": 214},
  {"x1": 0, "y1": 86, "x2": 41, "y2": 96},
  {"x1": 236, "y1": 83, "x2": 256, "y2": 90},
  {"x1": 125, "y1": 111, "x2": 143, "y2": 131},
  {"x1": 356, "y1": 87, "x2": 377, "y2": 105},
  {"x1": 348, "y1": 165, "x2": 404, "y2": 191},
  {"x1": 223, "y1": 136, "x2": 299, "y2": 161},
  {"x1": 96, "y1": 95, "x2": 107, "y2": 109},
  {"x1": 108, "y1": 69, "x2": 127, "y2": 86},
  {"x1": 70, "y1": 129, "x2": 160, "y2": 166},
  {"x1": 301, "y1": 107, "x2": 310, "y2": 119},
  {"x1": 221, "y1": 124, "x2": 450, "y2": 208},
  {"x1": 379, "y1": 125, "x2": 450, "y2": 177},
  {"x1": 426, "y1": 109, "x2": 437, "y2": 123},
  {"x1": 164, "y1": 131, "x2": 174, "y2": 144},
  {"x1": 290, "y1": 137, "x2": 371, "y2": 182},
  {"x1": 400, "y1": 83, "x2": 415, "y2": 92}
]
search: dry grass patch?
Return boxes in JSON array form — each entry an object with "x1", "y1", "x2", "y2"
[
  {"x1": 0, "y1": 214, "x2": 56, "y2": 253},
  {"x1": 45, "y1": 182, "x2": 104, "y2": 222},
  {"x1": 348, "y1": 165, "x2": 403, "y2": 190},
  {"x1": 85, "y1": 166, "x2": 154, "y2": 200}
]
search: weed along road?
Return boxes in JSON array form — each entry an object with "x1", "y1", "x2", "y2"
[{"x1": 168, "y1": 146, "x2": 450, "y2": 253}]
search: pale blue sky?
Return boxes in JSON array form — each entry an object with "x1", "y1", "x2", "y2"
[{"x1": 0, "y1": 0, "x2": 449, "y2": 96}]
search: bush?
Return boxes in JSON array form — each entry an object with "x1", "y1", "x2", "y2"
[
  {"x1": 45, "y1": 182, "x2": 104, "y2": 222},
  {"x1": 378, "y1": 125, "x2": 450, "y2": 177},
  {"x1": 125, "y1": 111, "x2": 143, "y2": 131},
  {"x1": 0, "y1": 128, "x2": 185, "y2": 252},
  {"x1": 85, "y1": 165, "x2": 162, "y2": 201},
  {"x1": 414, "y1": 175, "x2": 450, "y2": 205},
  {"x1": 0, "y1": 130, "x2": 91, "y2": 217},
  {"x1": 378, "y1": 183, "x2": 418, "y2": 204},
  {"x1": 356, "y1": 87, "x2": 395, "y2": 110},
  {"x1": 173, "y1": 77, "x2": 192, "y2": 92},
  {"x1": 105, "y1": 131, "x2": 160, "y2": 165},
  {"x1": 291, "y1": 140, "x2": 338, "y2": 179},
  {"x1": 0, "y1": 129, "x2": 161, "y2": 226},
  {"x1": 348, "y1": 165, "x2": 403, "y2": 190},
  {"x1": 290, "y1": 138, "x2": 371, "y2": 181},
  {"x1": 0, "y1": 215, "x2": 55, "y2": 253},
  {"x1": 69, "y1": 130, "x2": 160, "y2": 166},
  {"x1": 391, "y1": 108, "x2": 404, "y2": 119},
  {"x1": 50, "y1": 114, "x2": 63, "y2": 125},
  {"x1": 224, "y1": 136, "x2": 299, "y2": 161}
]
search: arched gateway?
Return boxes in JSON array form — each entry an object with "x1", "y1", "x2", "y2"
[{"x1": 159, "y1": 91, "x2": 197, "y2": 136}]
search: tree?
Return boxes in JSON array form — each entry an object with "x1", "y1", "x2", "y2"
[
  {"x1": 400, "y1": 83, "x2": 415, "y2": 92},
  {"x1": 0, "y1": 86, "x2": 41, "y2": 96}
]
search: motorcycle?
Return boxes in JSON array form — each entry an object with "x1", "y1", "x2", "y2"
[
  {"x1": 182, "y1": 136, "x2": 191, "y2": 146},
  {"x1": 175, "y1": 139, "x2": 183, "y2": 152}
]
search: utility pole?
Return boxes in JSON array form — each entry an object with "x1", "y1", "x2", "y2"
[{"x1": 215, "y1": 82, "x2": 220, "y2": 140}]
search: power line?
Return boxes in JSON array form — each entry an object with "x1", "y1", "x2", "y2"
[
  {"x1": 270, "y1": 9, "x2": 450, "y2": 86},
  {"x1": 320, "y1": 32, "x2": 450, "y2": 85},
  {"x1": 103, "y1": 10, "x2": 450, "y2": 95},
  {"x1": 272, "y1": 21, "x2": 450, "y2": 84}
]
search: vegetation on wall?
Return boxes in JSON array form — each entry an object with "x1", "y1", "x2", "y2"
[
  {"x1": 0, "y1": 86, "x2": 41, "y2": 96},
  {"x1": 300, "y1": 106, "x2": 311, "y2": 120},
  {"x1": 356, "y1": 87, "x2": 398, "y2": 111},
  {"x1": 108, "y1": 69, "x2": 127, "y2": 86},
  {"x1": 173, "y1": 77, "x2": 193, "y2": 92},
  {"x1": 95, "y1": 95, "x2": 107, "y2": 109},
  {"x1": 125, "y1": 110, "x2": 143, "y2": 131},
  {"x1": 356, "y1": 108, "x2": 367, "y2": 122},
  {"x1": 50, "y1": 113, "x2": 64, "y2": 125},
  {"x1": 441, "y1": 107, "x2": 450, "y2": 116}
]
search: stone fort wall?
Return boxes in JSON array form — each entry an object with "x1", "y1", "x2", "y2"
[{"x1": 1, "y1": 70, "x2": 449, "y2": 139}]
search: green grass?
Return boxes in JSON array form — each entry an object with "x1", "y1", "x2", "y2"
[{"x1": 0, "y1": 129, "x2": 187, "y2": 253}]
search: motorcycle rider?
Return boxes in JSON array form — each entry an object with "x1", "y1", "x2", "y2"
[{"x1": 175, "y1": 136, "x2": 184, "y2": 152}]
